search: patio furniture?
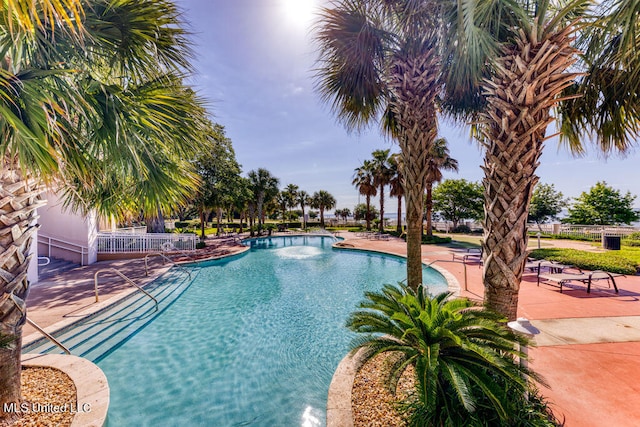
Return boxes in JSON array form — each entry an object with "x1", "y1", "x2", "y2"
[
  {"x1": 524, "y1": 259, "x2": 571, "y2": 274},
  {"x1": 537, "y1": 269, "x2": 623, "y2": 293},
  {"x1": 452, "y1": 248, "x2": 483, "y2": 264}
]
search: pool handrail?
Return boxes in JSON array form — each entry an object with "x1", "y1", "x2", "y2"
[
  {"x1": 144, "y1": 252, "x2": 192, "y2": 277},
  {"x1": 26, "y1": 317, "x2": 71, "y2": 355},
  {"x1": 94, "y1": 268, "x2": 158, "y2": 311}
]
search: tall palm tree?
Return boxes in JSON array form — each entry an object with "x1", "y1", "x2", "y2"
[
  {"x1": 296, "y1": 190, "x2": 311, "y2": 229},
  {"x1": 312, "y1": 190, "x2": 336, "y2": 227},
  {"x1": 352, "y1": 160, "x2": 377, "y2": 231},
  {"x1": 444, "y1": 0, "x2": 640, "y2": 319},
  {"x1": 247, "y1": 168, "x2": 279, "y2": 235},
  {"x1": 346, "y1": 284, "x2": 553, "y2": 425},
  {"x1": 1, "y1": 0, "x2": 205, "y2": 412},
  {"x1": 284, "y1": 184, "x2": 299, "y2": 222},
  {"x1": 424, "y1": 138, "x2": 458, "y2": 238},
  {"x1": 276, "y1": 191, "x2": 288, "y2": 223},
  {"x1": 371, "y1": 149, "x2": 392, "y2": 232},
  {"x1": 388, "y1": 153, "x2": 404, "y2": 234},
  {"x1": 316, "y1": 1, "x2": 443, "y2": 290}
]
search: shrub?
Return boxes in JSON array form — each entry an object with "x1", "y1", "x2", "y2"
[
  {"x1": 195, "y1": 241, "x2": 206, "y2": 249},
  {"x1": 422, "y1": 235, "x2": 452, "y2": 244},
  {"x1": 452, "y1": 224, "x2": 471, "y2": 233},
  {"x1": 529, "y1": 248, "x2": 637, "y2": 275},
  {"x1": 347, "y1": 285, "x2": 557, "y2": 426}
]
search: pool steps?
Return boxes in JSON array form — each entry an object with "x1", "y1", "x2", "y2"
[{"x1": 23, "y1": 266, "x2": 198, "y2": 362}]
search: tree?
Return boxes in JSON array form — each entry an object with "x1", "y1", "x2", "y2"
[
  {"x1": 275, "y1": 191, "x2": 288, "y2": 223},
  {"x1": 424, "y1": 138, "x2": 458, "y2": 238},
  {"x1": 528, "y1": 183, "x2": 567, "y2": 228},
  {"x1": 388, "y1": 153, "x2": 404, "y2": 234},
  {"x1": 297, "y1": 190, "x2": 311, "y2": 229},
  {"x1": 432, "y1": 179, "x2": 483, "y2": 230},
  {"x1": 317, "y1": 1, "x2": 443, "y2": 290},
  {"x1": 565, "y1": 182, "x2": 639, "y2": 226},
  {"x1": 311, "y1": 190, "x2": 336, "y2": 227},
  {"x1": 371, "y1": 149, "x2": 393, "y2": 232},
  {"x1": 192, "y1": 123, "x2": 241, "y2": 238},
  {"x1": 352, "y1": 160, "x2": 377, "y2": 231},
  {"x1": 1, "y1": 0, "x2": 206, "y2": 413},
  {"x1": 346, "y1": 284, "x2": 555, "y2": 426},
  {"x1": 284, "y1": 184, "x2": 299, "y2": 221},
  {"x1": 247, "y1": 168, "x2": 279, "y2": 234},
  {"x1": 334, "y1": 208, "x2": 351, "y2": 223},
  {"x1": 354, "y1": 203, "x2": 379, "y2": 224},
  {"x1": 434, "y1": 0, "x2": 640, "y2": 319}
]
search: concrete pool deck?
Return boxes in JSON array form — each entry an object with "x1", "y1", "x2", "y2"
[{"x1": 24, "y1": 232, "x2": 640, "y2": 426}]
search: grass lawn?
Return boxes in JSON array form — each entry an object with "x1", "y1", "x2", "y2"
[{"x1": 529, "y1": 247, "x2": 640, "y2": 275}]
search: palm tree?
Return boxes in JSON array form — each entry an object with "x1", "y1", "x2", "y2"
[
  {"x1": 424, "y1": 138, "x2": 458, "y2": 238},
  {"x1": 296, "y1": 190, "x2": 311, "y2": 229},
  {"x1": 284, "y1": 184, "x2": 299, "y2": 222},
  {"x1": 312, "y1": 190, "x2": 336, "y2": 227},
  {"x1": 276, "y1": 191, "x2": 288, "y2": 223},
  {"x1": 347, "y1": 284, "x2": 554, "y2": 426},
  {"x1": 371, "y1": 149, "x2": 392, "y2": 232},
  {"x1": 316, "y1": 1, "x2": 443, "y2": 290},
  {"x1": 442, "y1": 1, "x2": 640, "y2": 319},
  {"x1": 388, "y1": 153, "x2": 404, "y2": 234},
  {"x1": 352, "y1": 160, "x2": 377, "y2": 231},
  {"x1": 247, "y1": 168, "x2": 279, "y2": 235},
  {"x1": 1, "y1": 0, "x2": 205, "y2": 412}
]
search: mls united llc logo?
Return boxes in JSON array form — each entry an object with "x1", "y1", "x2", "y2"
[{"x1": 3, "y1": 402, "x2": 91, "y2": 414}]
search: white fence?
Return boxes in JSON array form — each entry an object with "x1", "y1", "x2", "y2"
[
  {"x1": 96, "y1": 233, "x2": 198, "y2": 253},
  {"x1": 531, "y1": 223, "x2": 638, "y2": 239}
]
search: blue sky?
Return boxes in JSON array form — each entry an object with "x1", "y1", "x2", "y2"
[{"x1": 176, "y1": 0, "x2": 640, "y2": 212}]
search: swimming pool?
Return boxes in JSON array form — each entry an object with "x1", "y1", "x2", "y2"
[{"x1": 98, "y1": 236, "x2": 449, "y2": 426}]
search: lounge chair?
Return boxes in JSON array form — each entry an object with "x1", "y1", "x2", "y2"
[
  {"x1": 537, "y1": 269, "x2": 624, "y2": 293},
  {"x1": 452, "y1": 248, "x2": 483, "y2": 264},
  {"x1": 524, "y1": 259, "x2": 571, "y2": 274}
]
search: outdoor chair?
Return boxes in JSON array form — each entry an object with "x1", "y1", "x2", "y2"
[
  {"x1": 452, "y1": 248, "x2": 483, "y2": 265},
  {"x1": 537, "y1": 268, "x2": 624, "y2": 293}
]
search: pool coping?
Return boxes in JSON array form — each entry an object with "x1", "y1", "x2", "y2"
[
  {"x1": 22, "y1": 353, "x2": 109, "y2": 427},
  {"x1": 327, "y1": 243, "x2": 461, "y2": 427}
]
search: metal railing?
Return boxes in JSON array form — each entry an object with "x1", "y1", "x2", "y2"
[
  {"x1": 96, "y1": 232, "x2": 198, "y2": 253},
  {"x1": 530, "y1": 224, "x2": 639, "y2": 239},
  {"x1": 26, "y1": 317, "x2": 71, "y2": 355},
  {"x1": 38, "y1": 234, "x2": 90, "y2": 266},
  {"x1": 10, "y1": 296, "x2": 71, "y2": 354},
  {"x1": 94, "y1": 268, "x2": 158, "y2": 311},
  {"x1": 144, "y1": 252, "x2": 192, "y2": 277}
]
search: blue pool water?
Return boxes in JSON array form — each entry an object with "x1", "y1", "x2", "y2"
[{"x1": 98, "y1": 236, "x2": 448, "y2": 426}]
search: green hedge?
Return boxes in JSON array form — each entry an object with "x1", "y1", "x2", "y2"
[{"x1": 529, "y1": 248, "x2": 638, "y2": 275}]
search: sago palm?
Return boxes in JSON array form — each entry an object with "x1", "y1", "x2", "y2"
[
  {"x1": 0, "y1": 0, "x2": 205, "y2": 413},
  {"x1": 347, "y1": 284, "x2": 554, "y2": 426}
]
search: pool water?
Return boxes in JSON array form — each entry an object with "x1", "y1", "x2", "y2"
[{"x1": 98, "y1": 236, "x2": 448, "y2": 426}]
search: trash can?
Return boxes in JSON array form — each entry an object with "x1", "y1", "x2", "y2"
[{"x1": 602, "y1": 235, "x2": 621, "y2": 250}]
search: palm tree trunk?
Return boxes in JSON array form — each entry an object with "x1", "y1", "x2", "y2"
[
  {"x1": 0, "y1": 166, "x2": 45, "y2": 415},
  {"x1": 216, "y1": 208, "x2": 222, "y2": 236},
  {"x1": 320, "y1": 208, "x2": 325, "y2": 227},
  {"x1": 301, "y1": 206, "x2": 306, "y2": 229},
  {"x1": 389, "y1": 52, "x2": 440, "y2": 291},
  {"x1": 425, "y1": 183, "x2": 434, "y2": 238},
  {"x1": 378, "y1": 185, "x2": 385, "y2": 232},
  {"x1": 396, "y1": 195, "x2": 402, "y2": 234},
  {"x1": 365, "y1": 195, "x2": 371, "y2": 231},
  {"x1": 481, "y1": 25, "x2": 579, "y2": 319}
]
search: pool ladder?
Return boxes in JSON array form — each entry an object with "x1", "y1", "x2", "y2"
[{"x1": 8, "y1": 296, "x2": 71, "y2": 354}]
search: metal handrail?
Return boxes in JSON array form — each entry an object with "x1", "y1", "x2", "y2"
[
  {"x1": 39, "y1": 233, "x2": 90, "y2": 266},
  {"x1": 144, "y1": 252, "x2": 192, "y2": 277},
  {"x1": 10, "y1": 296, "x2": 71, "y2": 354},
  {"x1": 26, "y1": 318, "x2": 71, "y2": 355},
  {"x1": 94, "y1": 268, "x2": 158, "y2": 311}
]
